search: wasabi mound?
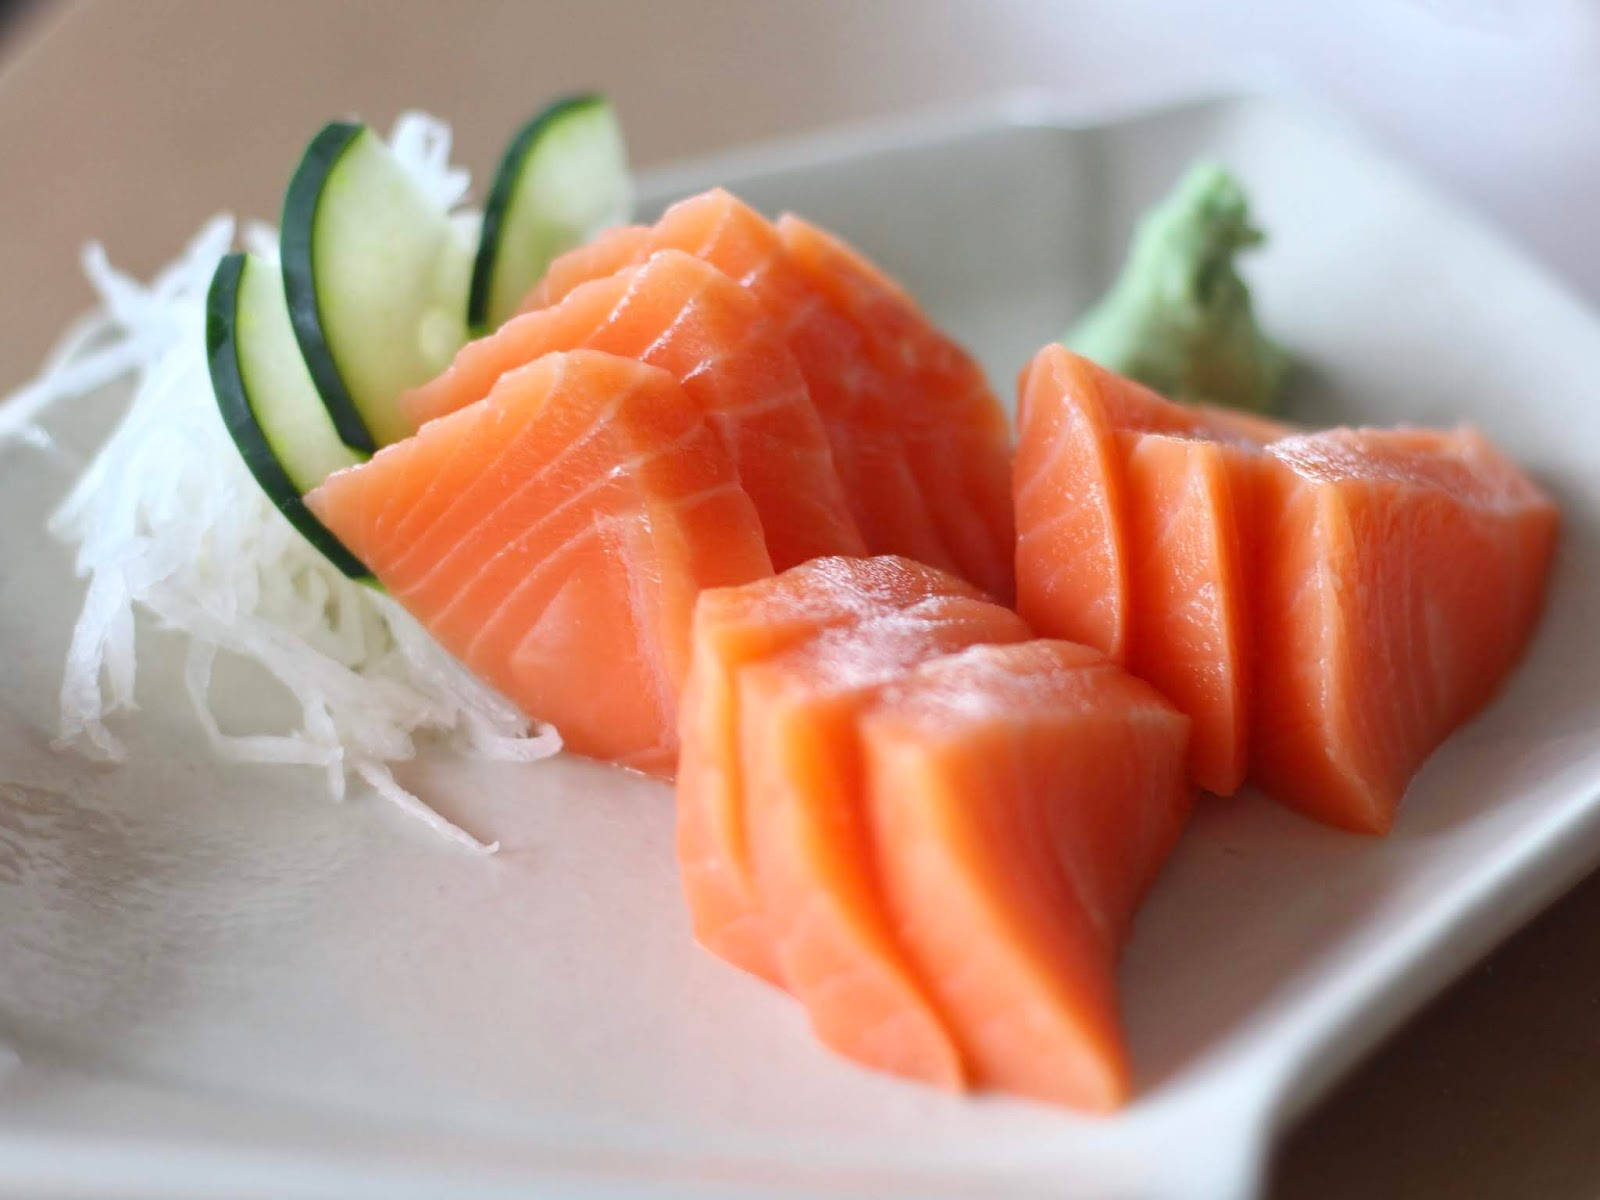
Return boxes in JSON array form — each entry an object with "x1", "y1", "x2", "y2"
[{"x1": 1067, "y1": 162, "x2": 1289, "y2": 414}]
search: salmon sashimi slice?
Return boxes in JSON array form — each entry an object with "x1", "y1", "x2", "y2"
[
  {"x1": 405, "y1": 249, "x2": 863, "y2": 572},
  {"x1": 526, "y1": 189, "x2": 1000, "y2": 589},
  {"x1": 522, "y1": 223, "x2": 650, "y2": 312},
  {"x1": 775, "y1": 215, "x2": 1017, "y2": 601},
  {"x1": 1015, "y1": 345, "x2": 1263, "y2": 794},
  {"x1": 738, "y1": 592, "x2": 1031, "y2": 1087},
  {"x1": 307, "y1": 350, "x2": 773, "y2": 775},
  {"x1": 1015, "y1": 344, "x2": 1559, "y2": 826},
  {"x1": 859, "y1": 640, "x2": 1192, "y2": 1110},
  {"x1": 1121, "y1": 434, "x2": 1255, "y2": 795},
  {"x1": 532, "y1": 192, "x2": 958, "y2": 576},
  {"x1": 1252, "y1": 426, "x2": 1559, "y2": 832},
  {"x1": 1191, "y1": 403, "x2": 1297, "y2": 444},
  {"x1": 1015, "y1": 345, "x2": 1134, "y2": 659},
  {"x1": 651, "y1": 196, "x2": 956, "y2": 578},
  {"x1": 676, "y1": 556, "x2": 997, "y2": 984}
]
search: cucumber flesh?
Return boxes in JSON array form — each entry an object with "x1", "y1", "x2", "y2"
[
  {"x1": 282, "y1": 122, "x2": 472, "y2": 451},
  {"x1": 468, "y1": 94, "x2": 631, "y2": 334},
  {"x1": 206, "y1": 251, "x2": 370, "y2": 579}
]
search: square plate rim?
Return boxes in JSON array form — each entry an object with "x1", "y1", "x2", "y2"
[{"x1": 4, "y1": 86, "x2": 1599, "y2": 1200}]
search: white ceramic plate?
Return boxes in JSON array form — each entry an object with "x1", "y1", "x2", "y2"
[{"x1": 2, "y1": 93, "x2": 1597, "y2": 1200}]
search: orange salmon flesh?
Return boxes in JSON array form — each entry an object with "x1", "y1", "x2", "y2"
[
  {"x1": 1014, "y1": 344, "x2": 1559, "y2": 831},
  {"x1": 529, "y1": 189, "x2": 1016, "y2": 600},
  {"x1": 676, "y1": 556, "x2": 1192, "y2": 1107},
  {"x1": 309, "y1": 350, "x2": 773, "y2": 775}
]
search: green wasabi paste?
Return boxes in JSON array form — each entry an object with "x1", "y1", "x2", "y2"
[{"x1": 1066, "y1": 162, "x2": 1289, "y2": 414}]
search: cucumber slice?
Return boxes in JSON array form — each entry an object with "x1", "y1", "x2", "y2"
[
  {"x1": 467, "y1": 94, "x2": 631, "y2": 334},
  {"x1": 206, "y1": 251, "x2": 370, "y2": 579},
  {"x1": 282, "y1": 121, "x2": 472, "y2": 452}
]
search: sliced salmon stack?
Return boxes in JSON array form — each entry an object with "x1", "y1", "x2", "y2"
[
  {"x1": 860, "y1": 640, "x2": 1191, "y2": 1110},
  {"x1": 405, "y1": 248, "x2": 863, "y2": 572},
  {"x1": 677, "y1": 555, "x2": 1192, "y2": 1107},
  {"x1": 677, "y1": 556, "x2": 998, "y2": 984},
  {"x1": 526, "y1": 189, "x2": 1015, "y2": 599},
  {"x1": 776, "y1": 215, "x2": 1016, "y2": 598},
  {"x1": 526, "y1": 194, "x2": 954, "y2": 580},
  {"x1": 1014, "y1": 344, "x2": 1559, "y2": 829},
  {"x1": 308, "y1": 350, "x2": 773, "y2": 775},
  {"x1": 1016, "y1": 346, "x2": 1265, "y2": 793},
  {"x1": 738, "y1": 589, "x2": 1031, "y2": 1086},
  {"x1": 1252, "y1": 426, "x2": 1559, "y2": 832}
]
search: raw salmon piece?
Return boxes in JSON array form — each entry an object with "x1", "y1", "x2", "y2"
[
  {"x1": 1192, "y1": 403, "x2": 1296, "y2": 444},
  {"x1": 1252, "y1": 426, "x2": 1559, "y2": 832},
  {"x1": 307, "y1": 350, "x2": 772, "y2": 774},
  {"x1": 1015, "y1": 346, "x2": 1133, "y2": 658},
  {"x1": 1102, "y1": 373, "x2": 1265, "y2": 795},
  {"x1": 705, "y1": 202, "x2": 996, "y2": 591},
  {"x1": 526, "y1": 190, "x2": 997, "y2": 589},
  {"x1": 860, "y1": 640, "x2": 1191, "y2": 1110},
  {"x1": 523, "y1": 224, "x2": 650, "y2": 312},
  {"x1": 1015, "y1": 346, "x2": 1262, "y2": 793},
  {"x1": 539, "y1": 193, "x2": 958, "y2": 576},
  {"x1": 1122, "y1": 434, "x2": 1255, "y2": 794},
  {"x1": 676, "y1": 557, "x2": 997, "y2": 985},
  {"x1": 739, "y1": 593, "x2": 1031, "y2": 1086},
  {"x1": 777, "y1": 214, "x2": 1016, "y2": 600},
  {"x1": 1017, "y1": 345, "x2": 1559, "y2": 824},
  {"x1": 407, "y1": 249, "x2": 864, "y2": 571}
]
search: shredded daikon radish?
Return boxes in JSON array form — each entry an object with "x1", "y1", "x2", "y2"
[{"x1": 0, "y1": 113, "x2": 562, "y2": 853}]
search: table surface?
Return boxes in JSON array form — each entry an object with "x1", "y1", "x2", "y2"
[{"x1": 3, "y1": 4, "x2": 1598, "y2": 1197}]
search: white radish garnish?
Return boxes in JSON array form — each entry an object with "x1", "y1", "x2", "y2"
[{"x1": 0, "y1": 114, "x2": 561, "y2": 853}]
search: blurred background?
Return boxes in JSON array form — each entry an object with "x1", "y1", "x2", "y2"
[
  {"x1": 2, "y1": 3, "x2": 1598, "y2": 1197},
  {"x1": 4, "y1": 0, "x2": 1600, "y2": 391}
]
